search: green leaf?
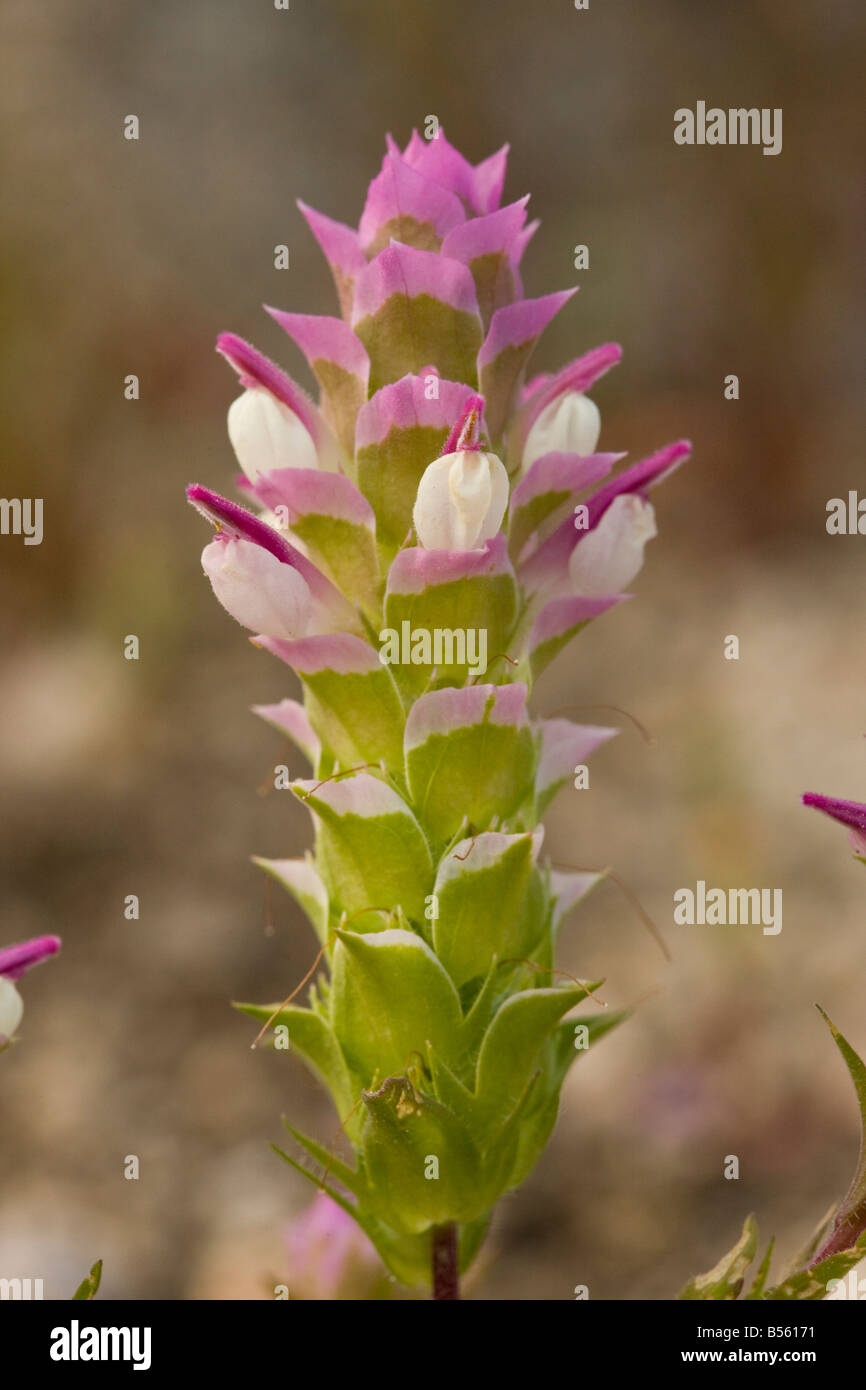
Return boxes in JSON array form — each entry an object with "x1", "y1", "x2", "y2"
[
  {"x1": 457, "y1": 957, "x2": 509, "y2": 1057},
  {"x1": 277, "y1": 638, "x2": 405, "y2": 772},
  {"x1": 383, "y1": 540, "x2": 518, "y2": 697},
  {"x1": 295, "y1": 773, "x2": 433, "y2": 925},
  {"x1": 72, "y1": 1260, "x2": 103, "y2": 1301},
  {"x1": 355, "y1": 376, "x2": 474, "y2": 561},
  {"x1": 458, "y1": 1211, "x2": 492, "y2": 1275},
  {"x1": 464, "y1": 252, "x2": 517, "y2": 331},
  {"x1": 360, "y1": 1076, "x2": 486, "y2": 1234},
  {"x1": 808, "y1": 1007, "x2": 866, "y2": 1260},
  {"x1": 432, "y1": 832, "x2": 542, "y2": 988},
  {"x1": 764, "y1": 1231, "x2": 866, "y2": 1301},
  {"x1": 473, "y1": 984, "x2": 597, "y2": 1128},
  {"x1": 273, "y1": 1140, "x2": 438, "y2": 1288},
  {"x1": 357, "y1": 293, "x2": 482, "y2": 392},
  {"x1": 289, "y1": 513, "x2": 380, "y2": 620},
  {"x1": 331, "y1": 927, "x2": 463, "y2": 1084},
  {"x1": 546, "y1": 1009, "x2": 631, "y2": 1094},
  {"x1": 426, "y1": 1043, "x2": 477, "y2": 1129},
  {"x1": 234, "y1": 1002, "x2": 360, "y2": 1140},
  {"x1": 353, "y1": 243, "x2": 483, "y2": 393},
  {"x1": 679, "y1": 1215, "x2": 759, "y2": 1300},
  {"x1": 745, "y1": 1237, "x2": 775, "y2": 1299},
  {"x1": 283, "y1": 1122, "x2": 364, "y2": 1199},
  {"x1": 481, "y1": 1071, "x2": 541, "y2": 1197},
  {"x1": 502, "y1": 1011, "x2": 627, "y2": 1190},
  {"x1": 252, "y1": 854, "x2": 329, "y2": 944},
  {"x1": 405, "y1": 685, "x2": 536, "y2": 844}
]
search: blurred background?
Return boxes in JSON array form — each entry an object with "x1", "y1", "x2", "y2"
[{"x1": 1, "y1": 0, "x2": 865, "y2": 1300}]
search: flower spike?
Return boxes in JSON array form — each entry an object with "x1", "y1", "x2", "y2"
[{"x1": 191, "y1": 131, "x2": 689, "y2": 1296}]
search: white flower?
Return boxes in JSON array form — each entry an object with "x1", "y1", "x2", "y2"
[
  {"x1": 227, "y1": 388, "x2": 318, "y2": 481},
  {"x1": 569, "y1": 495, "x2": 657, "y2": 596},
  {"x1": 523, "y1": 391, "x2": 601, "y2": 470},
  {"x1": 0, "y1": 977, "x2": 23, "y2": 1041},
  {"x1": 201, "y1": 538, "x2": 311, "y2": 639},
  {"x1": 413, "y1": 449, "x2": 509, "y2": 551}
]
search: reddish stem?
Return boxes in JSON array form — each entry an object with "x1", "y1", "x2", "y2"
[{"x1": 432, "y1": 1222, "x2": 460, "y2": 1300}]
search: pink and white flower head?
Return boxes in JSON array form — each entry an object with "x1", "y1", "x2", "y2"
[{"x1": 187, "y1": 131, "x2": 691, "y2": 1294}]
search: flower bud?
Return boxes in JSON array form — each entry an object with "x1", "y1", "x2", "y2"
[
  {"x1": 227, "y1": 387, "x2": 319, "y2": 482},
  {"x1": 413, "y1": 448, "x2": 509, "y2": 551},
  {"x1": 201, "y1": 537, "x2": 311, "y2": 639},
  {"x1": 569, "y1": 495, "x2": 657, "y2": 596},
  {"x1": 523, "y1": 391, "x2": 601, "y2": 470},
  {"x1": 0, "y1": 977, "x2": 23, "y2": 1042}
]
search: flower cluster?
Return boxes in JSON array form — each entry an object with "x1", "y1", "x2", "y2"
[{"x1": 188, "y1": 130, "x2": 690, "y2": 1292}]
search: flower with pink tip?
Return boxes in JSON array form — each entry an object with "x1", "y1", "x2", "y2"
[{"x1": 0, "y1": 934, "x2": 61, "y2": 1045}]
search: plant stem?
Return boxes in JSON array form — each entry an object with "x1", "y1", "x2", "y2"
[{"x1": 432, "y1": 1222, "x2": 460, "y2": 1300}]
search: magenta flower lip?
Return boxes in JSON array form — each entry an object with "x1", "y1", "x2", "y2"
[
  {"x1": 0, "y1": 934, "x2": 61, "y2": 981},
  {"x1": 186, "y1": 484, "x2": 295, "y2": 565},
  {"x1": 802, "y1": 793, "x2": 866, "y2": 835}
]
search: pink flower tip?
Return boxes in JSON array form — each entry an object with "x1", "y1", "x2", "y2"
[
  {"x1": 0, "y1": 934, "x2": 62, "y2": 982},
  {"x1": 802, "y1": 793, "x2": 866, "y2": 854},
  {"x1": 186, "y1": 484, "x2": 294, "y2": 566}
]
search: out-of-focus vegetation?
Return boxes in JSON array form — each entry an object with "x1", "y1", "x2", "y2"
[{"x1": 1, "y1": 0, "x2": 864, "y2": 1298}]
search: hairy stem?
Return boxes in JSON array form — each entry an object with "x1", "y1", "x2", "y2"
[{"x1": 432, "y1": 1222, "x2": 460, "y2": 1300}]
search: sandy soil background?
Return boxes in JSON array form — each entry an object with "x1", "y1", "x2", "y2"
[{"x1": 1, "y1": 0, "x2": 864, "y2": 1298}]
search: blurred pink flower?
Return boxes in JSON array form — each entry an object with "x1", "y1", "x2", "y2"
[{"x1": 284, "y1": 1192, "x2": 381, "y2": 1300}]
